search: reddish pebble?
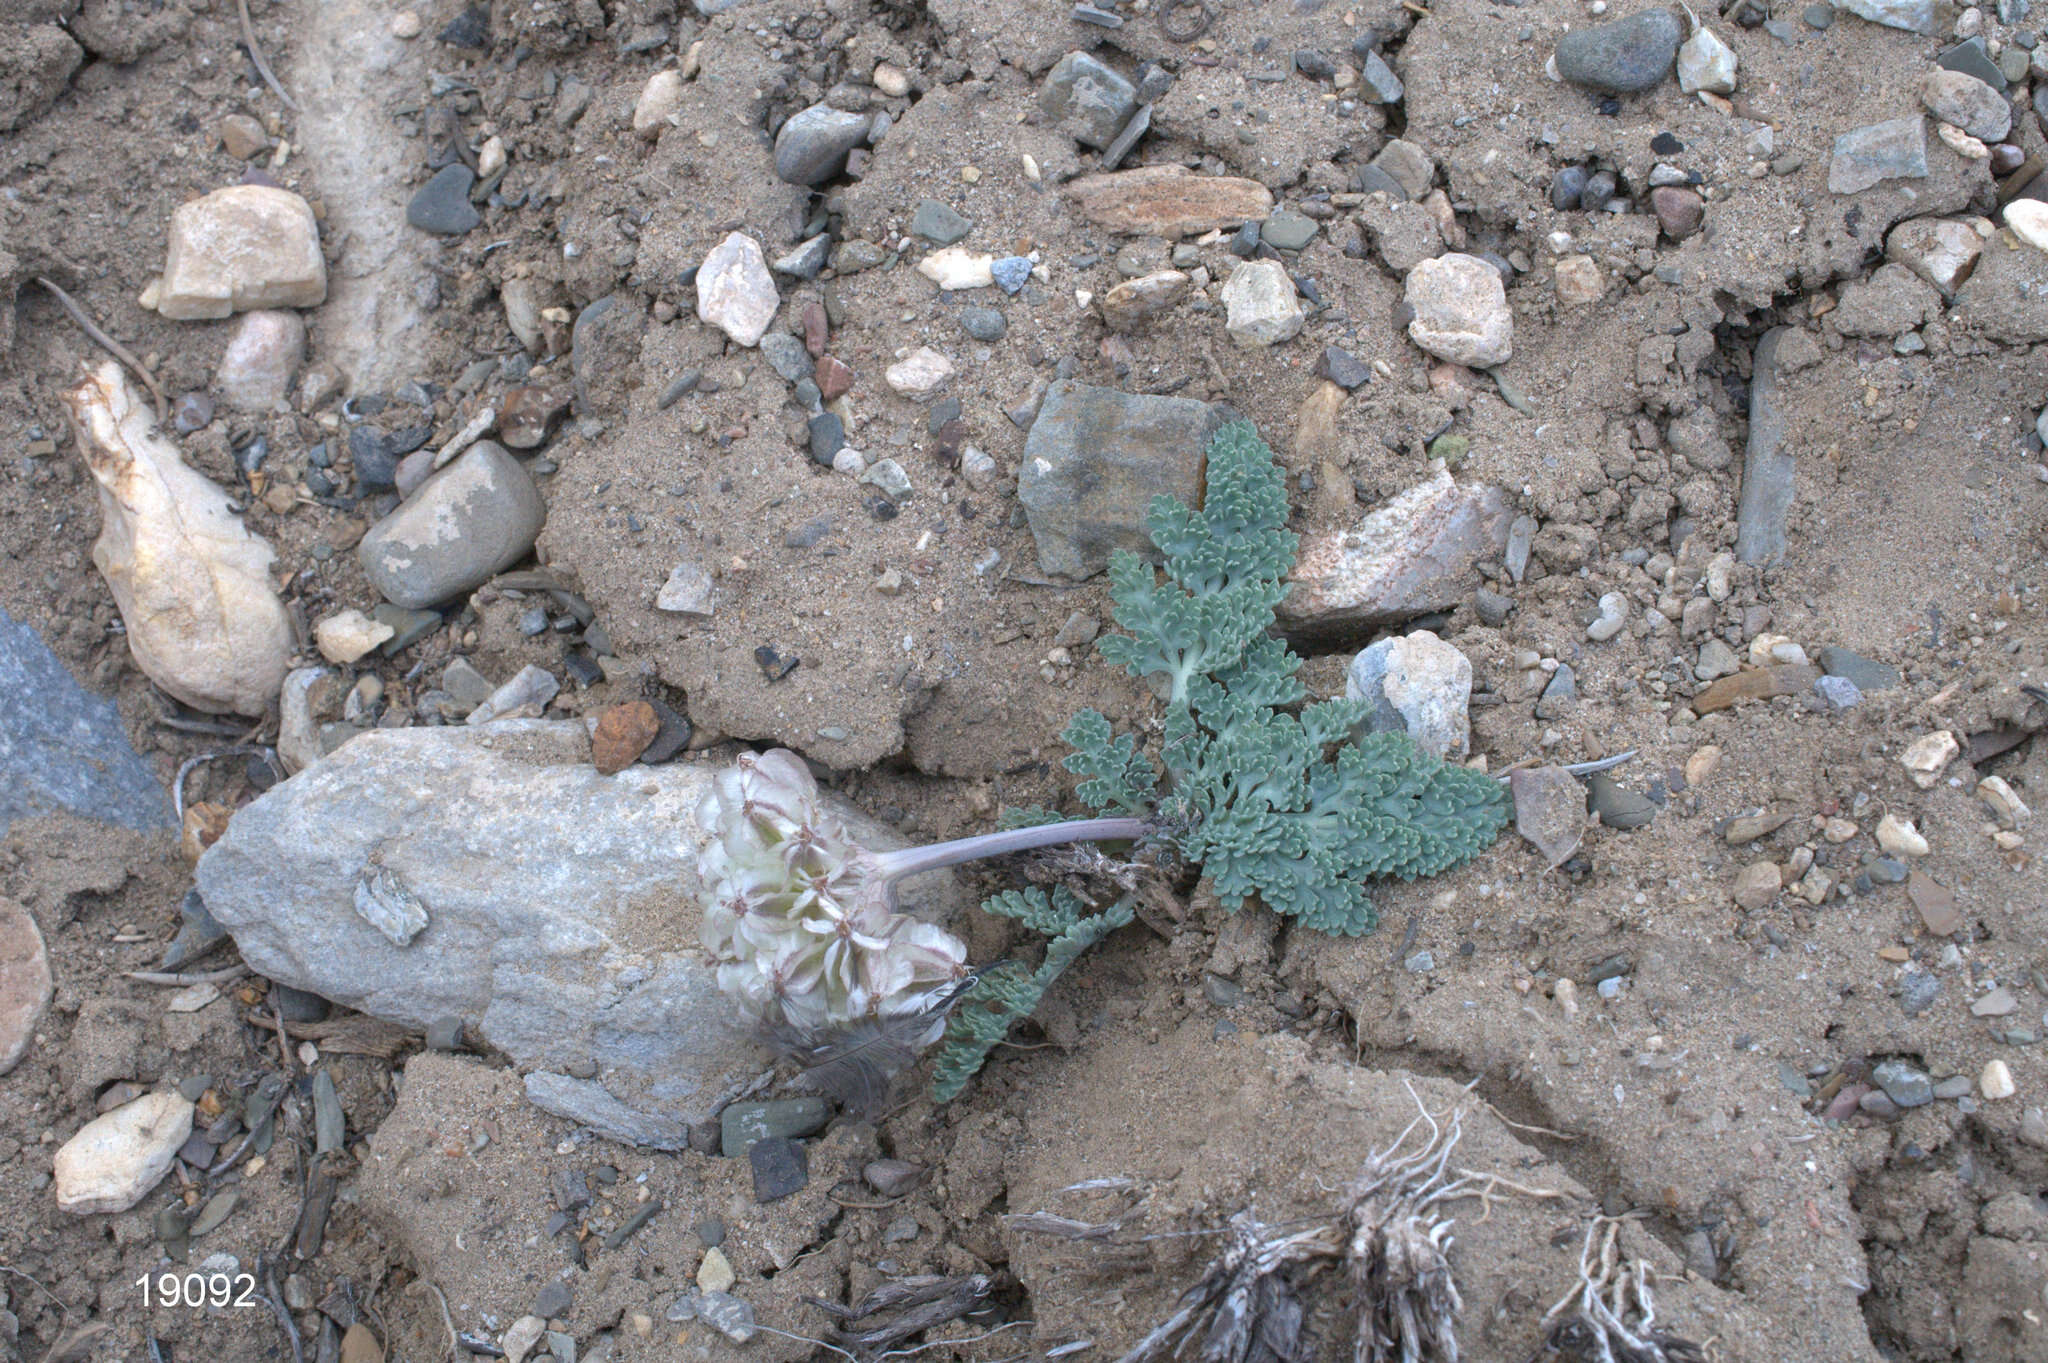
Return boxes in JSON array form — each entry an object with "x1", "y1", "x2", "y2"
[
  {"x1": 816, "y1": 355, "x2": 853, "y2": 401},
  {"x1": 592, "y1": 701, "x2": 661, "y2": 775},
  {"x1": 802, "y1": 301, "x2": 828, "y2": 358},
  {"x1": 1650, "y1": 186, "x2": 1704, "y2": 241},
  {"x1": 499, "y1": 384, "x2": 571, "y2": 450}
]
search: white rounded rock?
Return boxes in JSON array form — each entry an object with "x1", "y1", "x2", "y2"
[
  {"x1": 696, "y1": 233, "x2": 779, "y2": 348},
  {"x1": 1982, "y1": 1058, "x2": 2017, "y2": 1100},
  {"x1": 1586, "y1": 592, "x2": 1628, "y2": 642},
  {"x1": 873, "y1": 62, "x2": 911, "y2": 97},
  {"x1": 915, "y1": 246, "x2": 995, "y2": 291},
  {"x1": 54, "y1": 1091, "x2": 194, "y2": 1214},
  {"x1": 214, "y1": 310, "x2": 306, "y2": 413},
  {"x1": 632, "y1": 69, "x2": 683, "y2": 139},
  {"x1": 1346, "y1": 629, "x2": 1473, "y2": 759},
  {"x1": 1876, "y1": 811, "x2": 1930, "y2": 858},
  {"x1": 884, "y1": 347, "x2": 955, "y2": 400},
  {"x1": 1219, "y1": 260, "x2": 1305, "y2": 348},
  {"x1": 2005, "y1": 200, "x2": 2048, "y2": 255},
  {"x1": 315, "y1": 609, "x2": 396, "y2": 664},
  {"x1": 1403, "y1": 254, "x2": 1512, "y2": 368}
]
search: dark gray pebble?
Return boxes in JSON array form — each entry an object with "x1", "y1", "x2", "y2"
[
  {"x1": 534, "y1": 1280, "x2": 572, "y2": 1320},
  {"x1": 1553, "y1": 9, "x2": 1684, "y2": 93},
  {"x1": 407, "y1": 165, "x2": 481, "y2": 235},
  {"x1": 807, "y1": 413, "x2": 845, "y2": 465},
  {"x1": 1550, "y1": 165, "x2": 1590, "y2": 210},
  {"x1": 960, "y1": 307, "x2": 1007, "y2": 342},
  {"x1": 749, "y1": 1137, "x2": 809, "y2": 1203}
]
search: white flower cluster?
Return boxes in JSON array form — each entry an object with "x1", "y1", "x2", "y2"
[{"x1": 696, "y1": 749, "x2": 969, "y2": 1031}]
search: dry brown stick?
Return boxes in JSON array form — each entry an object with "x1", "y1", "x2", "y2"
[
  {"x1": 34, "y1": 277, "x2": 169, "y2": 425},
  {"x1": 237, "y1": 0, "x2": 299, "y2": 111}
]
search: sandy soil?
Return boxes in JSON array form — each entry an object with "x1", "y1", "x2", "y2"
[{"x1": 6, "y1": 0, "x2": 2048, "y2": 1359}]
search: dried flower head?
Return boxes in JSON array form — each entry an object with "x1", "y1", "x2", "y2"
[{"x1": 697, "y1": 749, "x2": 969, "y2": 1031}]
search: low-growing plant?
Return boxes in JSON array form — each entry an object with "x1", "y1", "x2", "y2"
[{"x1": 696, "y1": 420, "x2": 1510, "y2": 1102}]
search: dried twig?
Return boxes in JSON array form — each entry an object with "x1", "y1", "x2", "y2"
[
  {"x1": 260, "y1": 1258, "x2": 305, "y2": 1363},
  {"x1": 127, "y1": 965, "x2": 249, "y2": 987},
  {"x1": 407, "y1": 1278, "x2": 462, "y2": 1362},
  {"x1": 35, "y1": 277, "x2": 168, "y2": 425},
  {"x1": 236, "y1": 0, "x2": 299, "y2": 110}
]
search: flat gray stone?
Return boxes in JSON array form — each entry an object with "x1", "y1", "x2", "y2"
[
  {"x1": 1359, "y1": 50, "x2": 1405, "y2": 102},
  {"x1": 359, "y1": 442, "x2": 546, "y2": 609},
  {"x1": 407, "y1": 165, "x2": 481, "y2": 235},
  {"x1": 1039, "y1": 50, "x2": 1138, "y2": 149},
  {"x1": 1837, "y1": 0, "x2": 1934, "y2": 30},
  {"x1": 1018, "y1": 380, "x2": 1224, "y2": 579},
  {"x1": 719, "y1": 1098, "x2": 828, "y2": 1156},
  {"x1": 1735, "y1": 329, "x2": 1795, "y2": 566},
  {"x1": 1817, "y1": 646, "x2": 1899, "y2": 692},
  {"x1": 1938, "y1": 35, "x2": 2007, "y2": 90},
  {"x1": 1553, "y1": 9, "x2": 1684, "y2": 93},
  {"x1": 773, "y1": 104, "x2": 871, "y2": 185},
  {"x1": 1260, "y1": 209, "x2": 1318, "y2": 251},
  {"x1": 194, "y1": 723, "x2": 972, "y2": 1145},
  {"x1": 911, "y1": 199, "x2": 973, "y2": 245},
  {"x1": 0, "y1": 607, "x2": 170, "y2": 834},
  {"x1": 1828, "y1": 118, "x2": 1928, "y2": 196}
]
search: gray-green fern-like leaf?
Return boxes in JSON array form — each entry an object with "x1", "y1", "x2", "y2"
[
  {"x1": 930, "y1": 887, "x2": 1133, "y2": 1102},
  {"x1": 1062, "y1": 419, "x2": 1510, "y2": 937}
]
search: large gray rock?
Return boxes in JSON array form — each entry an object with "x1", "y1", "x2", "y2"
[
  {"x1": 773, "y1": 104, "x2": 871, "y2": 185},
  {"x1": 1734, "y1": 328, "x2": 1795, "y2": 565},
  {"x1": 1278, "y1": 469, "x2": 1510, "y2": 630},
  {"x1": 194, "y1": 723, "x2": 974, "y2": 1145},
  {"x1": 1018, "y1": 380, "x2": 1225, "y2": 580},
  {"x1": 358, "y1": 442, "x2": 546, "y2": 609},
  {"x1": 1553, "y1": 9, "x2": 1684, "y2": 93},
  {"x1": 1038, "y1": 50, "x2": 1138, "y2": 149},
  {"x1": 0, "y1": 607, "x2": 170, "y2": 835},
  {"x1": 1829, "y1": 118, "x2": 1928, "y2": 196}
]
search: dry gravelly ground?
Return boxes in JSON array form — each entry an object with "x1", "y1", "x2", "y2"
[{"x1": 6, "y1": 0, "x2": 2048, "y2": 1358}]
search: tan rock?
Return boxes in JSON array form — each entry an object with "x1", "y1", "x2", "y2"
[
  {"x1": 155, "y1": 185, "x2": 326, "y2": 320},
  {"x1": 632, "y1": 69, "x2": 683, "y2": 138},
  {"x1": 1690, "y1": 665, "x2": 1821, "y2": 714},
  {"x1": 1554, "y1": 254, "x2": 1605, "y2": 306},
  {"x1": 62, "y1": 363, "x2": 293, "y2": 715},
  {"x1": 1731, "y1": 861, "x2": 1782, "y2": 910},
  {"x1": 217, "y1": 113, "x2": 269, "y2": 159},
  {"x1": 315, "y1": 609, "x2": 396, "y2": 664},
  {"x1": 1280, "y1": 469, "x2": 1509, "y2": 628},
  {"x1": 1098, "y1": 270, "x2": 1190, "y2": 332},
  {"x1": 884, "y1": 347, "x2": 954, "y2": 399},
  {"x1": 1683, "y1": 745, "x2": 1721, "y2": 787},
  {"x1": 54, "y1": 1091, "x2": 194, "y2": 1214},
  {"x1": 1885, "y1": 217, "x2": 1985, "y2": 295},
  {"x1": 1065, "y1": 165, "x2": 1275, "y2": 238},
  {"x1": 1900, "y1": 730, "x2": 1958, "y2": 788},
  {"x1": 1403, "y1": 254, "x2": 1512, "y2": 367},
  {"x1": 1976, "y1": 774, "x2": 2031, "y2": 828},
  {"x1": 0, "y1": 898, "x2": 53, "y2": 1077}
]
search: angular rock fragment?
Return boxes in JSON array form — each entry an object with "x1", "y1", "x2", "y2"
[
  {"x1": 153, "y1": 185, "x2": 327, "y2": 320},
  {"x1": 1065, "y1": 165, "x2": 1275, "y2": 237},
  {"x1": 63, "y1": 363, "x2": 293, "y2": 715},
  {"x1": 1018, "y1": 380, "x2": 1222, "y2": 579},
  {"x1": 1278, "y1": 469, "x2": 1510, "y2": 629}
]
